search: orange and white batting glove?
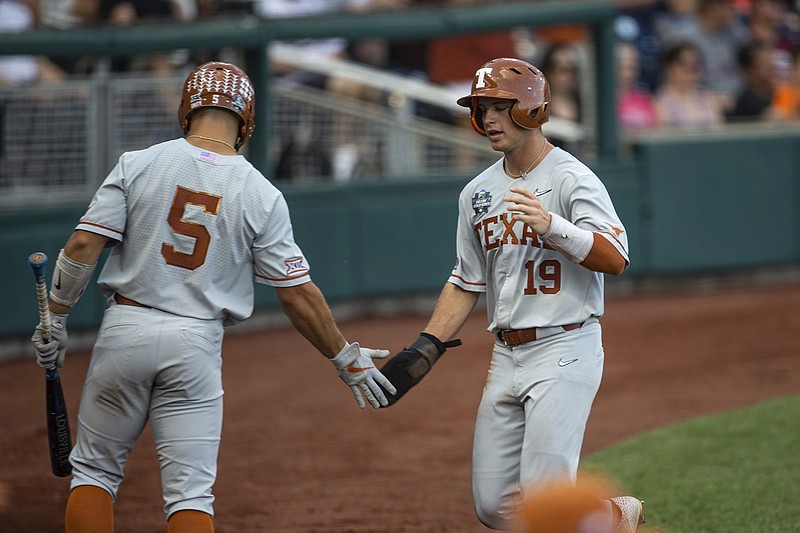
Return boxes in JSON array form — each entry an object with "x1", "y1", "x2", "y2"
[
  {"x1": 331, "y1": 342, "x2": 396, "y2": 409},
  {"x1": 31, "y1": 312, "x2": 69, "y2": 370}
]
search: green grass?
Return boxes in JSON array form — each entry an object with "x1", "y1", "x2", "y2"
[{"x1": 582, "y1": 394, "x2": 800, "y2": 533}]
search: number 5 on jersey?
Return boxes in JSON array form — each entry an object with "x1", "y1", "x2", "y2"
[{"x1": 161, "y1": 186, "x2": 221, "y2": 270}]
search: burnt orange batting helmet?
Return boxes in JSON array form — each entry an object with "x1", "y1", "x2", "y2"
[
  {"x1": 457, "y1": 57, "x2": 551, "y2": 136},
  {"x1": 178, "y1": 61, "x2": 256, "y2": 150}
]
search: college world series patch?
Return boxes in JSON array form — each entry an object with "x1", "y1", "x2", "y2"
[{"x1": 472, "y1": 189, "x2": 492, "y2": 215}]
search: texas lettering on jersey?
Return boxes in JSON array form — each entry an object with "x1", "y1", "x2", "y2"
[{"x1": 473, "y1": 213, "x2": 556, "y2": 252}]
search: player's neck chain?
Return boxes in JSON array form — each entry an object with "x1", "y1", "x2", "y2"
[
  {"x1": 505, "y1": 140, "x2": 549, "y2": 178},
  {"x1": 186, "y1": 135, "x2": 237, "y2": 153}
]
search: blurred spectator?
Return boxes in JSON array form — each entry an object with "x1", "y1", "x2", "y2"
[
  {"x1": 745, "y1": 0, "x2": 800, "y2": 79},
  {"x1": 0, "y1": 0, "x2": 65, "y2": 85},
  {"x1": 539, "y1": 42, "x2": 583, "y2": 151},
  {"x1": 617, "y1": 40, "x2": 660, "y2": 131},
  {"x1": 614, "y1": 0, "x2": 666, "y2": 92},
  {"x1": 654, "y1": 0, "x2": 701, "y2": 39},
  {"x1": 251, "y1": 0, "x2": 349, "y2": 180},
  {"x1": 653, "y1": 41, "x2": 727, "y2": 127},
  {"x1": 260, "y1": 0, "x2": 422, "y2": 181},
  {"x1": 664, "y1": 0, "x2": 750, "y2": 109},
  {"x1": 100, "y1": 0, "x2": 189, "y2": 73},
  {"x1": 31, "y1": 0, "x2": 97, "y2": 74},
  {"x1": 34, "y1": 0, "x2": 97, "y2": 31},
  {"x1": 1, "y1": 0, "x2": 69, "y2": 191},
  {"x1": 773, "y1": 47, "x2": 800, "y2": 118},
  {"x1": 255, "y1": 0, "x2": 350, "y2": 86},
  {"x1": 354, "y1": 0, "x2": 433, "y2": 83},
  {"x1": 747, "y1": 0, "x2": 800, "y2": 52},
  {"x1": 340, "y1": 0, "x2": 430, "y2": 89},
  {"x1": 100, "y1": 0, "x2": 179, "y2": 26},
  {"x1": 194, "y1": 0, "x2": 251, "y2": 18},
  {"x1": 727, "y1": 40, "x2": 779, "y2": 120}
]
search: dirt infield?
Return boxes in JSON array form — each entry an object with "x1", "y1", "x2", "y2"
[{"x1": 2, "y1": 281, "x2": 799, "y2": 532}]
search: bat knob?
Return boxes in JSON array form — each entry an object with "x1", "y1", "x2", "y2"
[{"x1": 29, "y1": 252, "x2": 48, "y2": 266}]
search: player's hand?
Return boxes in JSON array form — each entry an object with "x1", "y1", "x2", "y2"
[
  {"x1": 331, "y1": 342, "x2": 396, "y2": 409},
  {"x1": 31, "y1": 313, "x2": 69, "y2": 370},
  {"x1": 505, "y1": 187, "x2": 552, "y2": 234},
  {"x1": 377, "y1": 333, "x2": 462, "y2": 407}
]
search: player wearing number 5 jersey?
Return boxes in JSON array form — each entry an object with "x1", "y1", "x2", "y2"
[
  {"x1": 29, "y1": 61, "x2": 394, "y2": 533},
  {"x1": 378, "y1": 58, "x2": 643, "y2": 531}
]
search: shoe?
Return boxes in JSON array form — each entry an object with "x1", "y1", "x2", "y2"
[{"x1": 610, "y1": 496, "x2": 645, "y2": 532}]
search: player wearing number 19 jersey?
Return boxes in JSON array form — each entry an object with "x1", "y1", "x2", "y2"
[
  {"x1": 375, "y1": 58, "x2": 643, "y2": 532},
  {"x1": 450, "y1": 146, "x2": 627, "y2": 332},
  {"x1": 452, "y1": 59, "x2": 639, "y2": 532}
]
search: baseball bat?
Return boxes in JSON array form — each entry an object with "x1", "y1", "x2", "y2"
[{"x1": 28, "y1": 252, "x2": 73, "y2": 478}]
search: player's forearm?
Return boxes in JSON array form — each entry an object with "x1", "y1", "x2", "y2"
[
  {"x1": 580, "y1": 234, "x2": 627, "y2": 276},
  {"x1": 49, "y1": 230, "x2": 109, "y2": 315},
  {"x1": 423, "y1": 282, "x2": 479, "y2": 341},
  {"x1": 276, "y1": 282, "x2": 347, "y2": 358},
  {"x1": 541, "y1": 214, "x2": 627, "y2": 276}
]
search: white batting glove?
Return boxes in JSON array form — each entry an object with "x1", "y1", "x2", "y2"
[
  {"x1": 331, "y1": 342, "x2": 397, "y2": 409},
  {"x1": 31, "y1": 313, "x2": 69, "y2": 370}
]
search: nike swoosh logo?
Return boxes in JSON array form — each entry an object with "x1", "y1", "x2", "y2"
[
  {"x1": 558, "y1": 358, "x2": 579, "y2": 367},
  {"x1": 347, "y1": 363, "x2": 371, "y2": 373},
  {"x1": 54, "y1": 270, "x2": 62, "y2": 291},
  {"x1": 534, "y1": 188, "x2": 552, "y2": 196}
]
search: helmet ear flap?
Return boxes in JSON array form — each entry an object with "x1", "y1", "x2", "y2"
[
  {"x1": 470, "y1": 101, "x2": 487, "y2": 136},
  {"x1": 510, "y1": 101, "x2": 550, "y2": 129},
  {"x1": 528, "y1": 102, "x2": 550, "y2": 128}
]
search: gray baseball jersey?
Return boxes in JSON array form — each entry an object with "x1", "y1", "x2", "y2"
[
  {"x1": 69, "y1": 138, "x2": 312, "y2": 518},
  {"x1": 77, "y1": 138, "x2": 311, "y2": 326},
  {"x1": 448, "y1": 147, "x2": 628, "y2": 331},
  {"x1": 448, "y1": 147, "x2": 630, "y2": 529}
]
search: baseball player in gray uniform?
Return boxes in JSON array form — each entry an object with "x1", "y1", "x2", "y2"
[
  {"x1": 30, "y1": 61, "x2": 395, "y2": 533},
  {"x1": 377, "y1": 58, "x2": 644, "y2": 531}
]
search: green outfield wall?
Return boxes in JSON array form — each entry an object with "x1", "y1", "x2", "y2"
[
  {"x1": 3, "y1": 126, "x2": 799, "y2": 338},
  {"x1": 633, "y1": 126, "x2": 800, "y2": 273}
]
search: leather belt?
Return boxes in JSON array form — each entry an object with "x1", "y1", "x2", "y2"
[
  {"x1": 114, "y1": 293, "x2": 150, "y2": 308},
  {"x1": 496, "y1": 322, "x2": 583, "y2": 347}
]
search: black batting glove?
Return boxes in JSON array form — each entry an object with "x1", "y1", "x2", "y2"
[{"x1": 377, "y1": 333, "x2": 461, "y2": 407}]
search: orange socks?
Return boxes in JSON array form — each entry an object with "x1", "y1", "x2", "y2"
[
  {"x1": 167, "y1": 509, "x2": 214, "y2": 533},
  {"x1": 65, "y1": 485, "x2": 212, "y2": 533},
  {"x1": 65, "y1": 485, "x2": 114, "y2": 533}
]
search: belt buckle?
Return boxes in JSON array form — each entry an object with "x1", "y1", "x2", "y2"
[{"x1": 497, "y1": 330, "x2": 511, "y2": 346}]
